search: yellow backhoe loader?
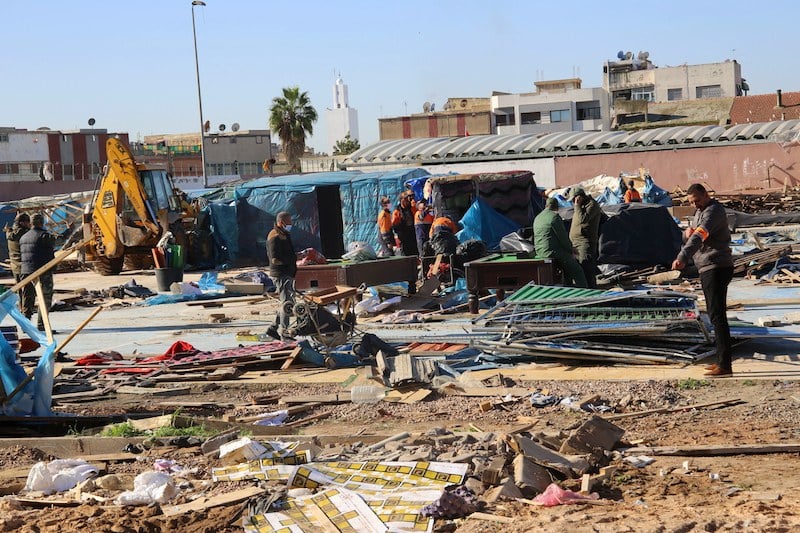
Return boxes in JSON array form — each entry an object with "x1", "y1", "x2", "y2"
[{"x1": 82, "y1": 138, "x2": 186, "y2": 275}]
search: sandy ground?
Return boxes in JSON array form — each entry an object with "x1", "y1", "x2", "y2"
[{"x1": 1, "y1": 268, "x2": 800, "y2": 531}]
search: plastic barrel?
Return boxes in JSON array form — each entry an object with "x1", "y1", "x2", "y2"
[{"x1": 155, "y1": 267, "x2": 184, "y2": 292}]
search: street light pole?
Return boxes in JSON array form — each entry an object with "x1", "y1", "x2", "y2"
[{"x1": 191, "y1": 0, "x2": 207, "y2": 187}]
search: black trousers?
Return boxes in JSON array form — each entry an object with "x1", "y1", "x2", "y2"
[
  {"x1": 700, "y1": 266, "x2": 734, "y2": 370},
  {"x1": 579, "y1": 257, "x2": 598, "y2": 289}
]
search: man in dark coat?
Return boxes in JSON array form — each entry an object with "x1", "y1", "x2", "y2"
[
  {"x1": 533, "y1": 198, "x2": 587, "y2": 287},
  {"x1": 19, "y1": 213, "x2": 55, "y2": 331},
  {"x1": 568, "y1": 187, "x2": 602, "y2": 288},
  {"x1": 5, "y1": 213, "x2": 31, "y2": 281},
  {"x1": 672, "y1": 183, "x2": 734, "y2": 376},
  {"x1": 266, "y1": 211, "x2": 297, "y2": 340}
]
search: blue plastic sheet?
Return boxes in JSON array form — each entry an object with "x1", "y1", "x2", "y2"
[
  {"x1": 643, "y1": 175, "x2": 673, "y2": 207},
  {"x1": 597, "y1": 187, "x2": 623, "y2": 206},
  {"x1": 0, "y1": 291, "x2": 57, "y2": 416},
  {"x1": 198, "y1": 272, "x2": 225, "y2": 292},
  {"x1": 456, "y1": 198, "x2": 520, "y2": 251}
]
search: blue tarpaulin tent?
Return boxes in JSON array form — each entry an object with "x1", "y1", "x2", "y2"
[{"x1": 211, "y1": 169, "x2": 430, "y2": 263}]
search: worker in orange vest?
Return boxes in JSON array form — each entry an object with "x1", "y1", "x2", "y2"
[
  {"x1": 377, "y1": 196, "x2": 395, "y2": 256},
  {"x1": 429, "y1": 215, "x2": 458, "y2": 238},
  {"x1": 391, "y1": 192, "x2": 417, "y2": 256},
  {"x1": 624, "y1": 180, "x2": 642, "y2": 203},
  {"x1": 414, "y1": 199, "x2": 434, "y2": 256}
]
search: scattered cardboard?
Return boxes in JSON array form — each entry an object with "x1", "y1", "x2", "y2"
[
  {"x1": 161, "y1": 486, "x2": 265, "y2": 517},
  {"x1": 560, "y1": 416, "x2": 625, "y2": 455}
]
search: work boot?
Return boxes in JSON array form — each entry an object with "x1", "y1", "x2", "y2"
[
  {"x1": 704, "y1": 363, "x2": 719, "y2": 371},
  {"x1": 704, "y1": 366, "x2": 732, "y2": 377},
  {"x1": 265, "y1": 325, "x2": 280, "y2": 340}
]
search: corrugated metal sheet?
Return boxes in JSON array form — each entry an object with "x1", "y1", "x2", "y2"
[{"x1": 344, "y1": 119, "x2": 800, "y2": 166}]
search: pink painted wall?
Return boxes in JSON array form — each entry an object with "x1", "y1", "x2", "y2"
[
  {"x1": 0, "y1": 180, "x2": 94, "y2": 201},
  {"x1": 554, "y1": 142, "x2": 800, "y2": 193}
]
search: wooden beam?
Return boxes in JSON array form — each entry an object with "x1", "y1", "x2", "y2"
[
  {"x1": 4, "y1": 237, "x2": 92, "y2": 295},
  {"x1": 160, "y1": 486, "x2": 264, "y2": 517},
  {"x1": 622, "y1": 442, "x2": 800, "y2": 456},
  {"x1": 34, "y1": 281, "x2": 53, "y2": 344},
  {"x1": 280, "y1": 345, "x2": 303, "y2": 370},
  {"x1": 56, "y1": 306, "x2": 103, "y2": 353}
]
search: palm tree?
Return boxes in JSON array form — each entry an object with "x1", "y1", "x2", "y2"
[{"x1": 268, "y1": 86, "x2": 318, "y2": 172}]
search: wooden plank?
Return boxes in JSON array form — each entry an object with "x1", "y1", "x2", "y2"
[
  {"x1": 157, "y1": 401, "x2": 235, "y2": 409},
  {"x1": 279, "y1": 394, "x2": 349, "y2": 405},
  {"x1": 605, "y1": 398, "x2": 743, "y2": 421},
  {"x1": 622, "y1": 442, "x2": 800, "y2": 456},
  {"x1": 56, "y1": 306, "x2": 103, "y2": 353},
  {"x1": 441, "y1": 386, "x2": 532, "y2": 397},
  {"x1": 468, "y1": 512, "x2": 514, "y2": 524},
  {"x1": 285, "y1": 410, "x2": 332, "y2": 428},
  {"x1": 400, "y1": 388, "x2": 432, "y2": 404},
  {"x1": 129, "y1": 414, "x2": 174, "y2": 431},
  {"x1": 34, "y1": 281, "x2": 54, "y2": 343},
  {"x1": 160, "y1": 486, "x2": 265, "y2": 517},
  {"x1": 280, "y1": 346, "x2": 304, "y2": 371},
  {"x1": 4, "y1": 237, "x2": 92, "y2": 295},
  {"x1": 237, "y1": 402, "x2": 321, "y2": 423},
  {"x1": 173, "y1": 415, "x2": 292, "y2": 436},
  {"x1": 185, "y1": 295, "x2": 268, "y2": 307},
  {"x1": 51, "y1": 388, "x2": 114, "y2": 402},
  {"x1": 115, "y1": 385, "x2": 191, "y2": 396}
]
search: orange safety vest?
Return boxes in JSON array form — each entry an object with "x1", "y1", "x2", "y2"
[
  {"x1": 377, "y1": 209, "x2": 393, "y2": 233},
  {"x1": 415, "y1": 210, "x2": 434, "y2": 226},
  {"x1": 429, "y1": 217, "x2": 457, "y2": 237},
  {"x1": 624, "y1": 188, "x2": 642, "y2": 203}
]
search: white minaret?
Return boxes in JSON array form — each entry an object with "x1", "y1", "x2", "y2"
[{"x1": 326, "y1": 76, "x2": 359, "y2": 155}]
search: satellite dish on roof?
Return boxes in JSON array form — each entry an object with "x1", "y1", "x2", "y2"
[
  {"x1": 625, "y1": 51, "x2": 633, "y2": 60},
  {"x1": 231, "y1": 122, "x2": 240, "y2": 132},
  {"x1": 88, "y1": 118, "x2": 96, "y2": 126},
  {"x1": 219, "y1": 123, "x2": 226, "y2": 132},
  {"x1": 617, "y1": 50, "x2": 625, "y2": 59},
  {"x1": 423, "y1": 102, "x2": 431, "y2": 113}
]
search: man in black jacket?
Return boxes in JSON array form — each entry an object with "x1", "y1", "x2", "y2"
[
  {"x1": 19, "y1": 213, "x2": 55, "y2": 331},
  {"x1": 266, "y1": 211, "x2": 297, "y2": 340},
  {"x1": 672, "y1": 183, "x2": 734, "y2": 376}
]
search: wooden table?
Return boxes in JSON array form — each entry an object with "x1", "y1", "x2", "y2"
[
  {"x1": 464, "y1": 253, "x2": 557, "y2": 313},
  {"x1": 295, "y1": 256, "x2": 418, "y2": 294}
]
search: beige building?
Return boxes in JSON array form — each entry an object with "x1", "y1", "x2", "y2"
[
  {"x1": 491, "y1": 78, "x2": 610, "y2": 135},
  {"x1": 603, "y1": 53, "x2": 743, "y2": 106},
  {"x1": 378, "y1": 98, "x2": 492, "y2": 140}
]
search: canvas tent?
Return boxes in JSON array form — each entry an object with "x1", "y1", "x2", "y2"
[{"x1": 210, "y1": 169, "x2": 430, "y2": 264}]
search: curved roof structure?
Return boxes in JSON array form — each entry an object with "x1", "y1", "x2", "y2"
[{"x1": 344, "y1": 120, "x2": 800, "y2": 167}]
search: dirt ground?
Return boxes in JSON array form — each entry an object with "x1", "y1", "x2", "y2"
[
  {"x1": 1, "y1": 377, "x2": 799, "y2": 532},
  {"x1": 2, "y1": 269, "x2": 800, "y2": 531}
]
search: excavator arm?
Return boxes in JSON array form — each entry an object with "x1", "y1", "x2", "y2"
[{"x1": 92, "y1": 138, "x2": 161, "y2": 257}]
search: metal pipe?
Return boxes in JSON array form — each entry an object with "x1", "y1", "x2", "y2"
[{"x1": 191, "y1": 1, "x2": 207, "y2": 187}]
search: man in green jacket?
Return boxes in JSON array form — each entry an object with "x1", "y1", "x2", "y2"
[
  {"x1": 533, "y1": 197, "x2": 587, "y2": 287},
  {"x1": 568, "y1": 187, "x2": 602, "y2": 288}
]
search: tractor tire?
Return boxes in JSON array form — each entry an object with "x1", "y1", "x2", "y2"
[
  {"x1": 94, "y1": 255, "x2": 124, "y2": 276},
  {"x1": 124, "y1": 253, "x2": 155, "y2": 271}
]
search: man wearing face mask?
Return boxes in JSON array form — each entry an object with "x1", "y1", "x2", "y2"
[{"x1": 266, "y1": 211, "x2": 297, "y2": 340}]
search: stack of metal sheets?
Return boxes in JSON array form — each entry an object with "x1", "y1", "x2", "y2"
[{"x1": 472, "y1": 284, "x2": 711, "y2": 365}]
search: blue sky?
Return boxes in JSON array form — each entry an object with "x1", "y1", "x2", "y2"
[{"x1": 1, "y1": 0, "x2": 797, "y2": 152}]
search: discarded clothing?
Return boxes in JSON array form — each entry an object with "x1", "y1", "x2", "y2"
[{"x1": 532, "y1": 483, "x2": 599, "y2": 506}]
